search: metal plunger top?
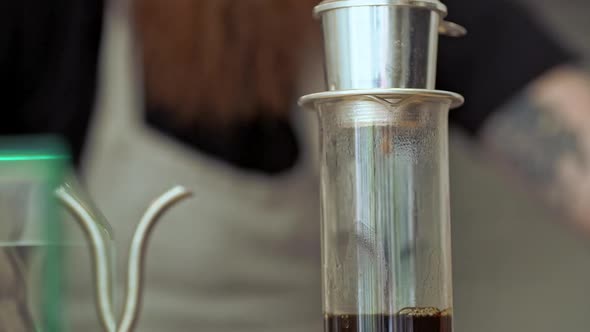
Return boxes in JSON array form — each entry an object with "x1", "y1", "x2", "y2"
[{"x1": 300, "y1": 0, "x2": 464, "y2": 112}]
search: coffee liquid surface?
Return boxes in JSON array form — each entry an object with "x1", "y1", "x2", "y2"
[{"x1": 325, "y1": 307, "x2": 451, "y2": 332}]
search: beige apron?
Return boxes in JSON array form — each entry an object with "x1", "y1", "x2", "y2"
[{"x1": 75, "y1": 3, "x2": 323, "y2": 331}]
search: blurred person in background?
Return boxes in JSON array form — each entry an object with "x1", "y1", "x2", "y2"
[
  {"x1": 87, "y1": 0, "x2": 590, "y2": 330},
  {"x1": 131, "y1": 0, "x2": 590, "y2": 234},
  {"x1": 2, "y1": 0, "x2": 590, "y2": 331}
]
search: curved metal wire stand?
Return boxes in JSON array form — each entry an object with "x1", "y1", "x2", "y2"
[{"x1": 56, "y1": 185, "x2": 192, "y2": 332}]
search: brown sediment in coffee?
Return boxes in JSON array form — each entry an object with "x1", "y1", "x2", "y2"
[{"x1": 324, "y1": 307, "x2": 452, "y2": 332}]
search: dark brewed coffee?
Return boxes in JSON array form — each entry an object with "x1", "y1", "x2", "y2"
[{"x1": 324, "y1": 307, "x2": 451, "y2": 332}]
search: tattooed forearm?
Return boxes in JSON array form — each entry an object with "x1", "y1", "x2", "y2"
[
  {"x1": 483, "y1": 93, "x2": 584, "y2": 187},
  {"x1": 482, "y1": 66, "x2": 590, "y2": 231}
]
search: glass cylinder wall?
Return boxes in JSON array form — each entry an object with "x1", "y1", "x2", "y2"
[{"x1": 317, "y1": 95, "x2": 454, "y2": 331}]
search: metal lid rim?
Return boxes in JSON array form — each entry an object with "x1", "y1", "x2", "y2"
[{"x1": 314, "y1": 0, "x2": 448, "y2": 17}]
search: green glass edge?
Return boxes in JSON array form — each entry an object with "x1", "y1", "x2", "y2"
[
  {"x1": 0, "y1": 136, "x2": 70, "y2": 331},
  {"x1": 44, "y1": 157, "x2": 67, "y2": 332}
]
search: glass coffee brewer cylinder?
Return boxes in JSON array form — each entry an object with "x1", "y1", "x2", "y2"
[{"x1": 300, "y1": 1, "x2": 466, "y2": 331}]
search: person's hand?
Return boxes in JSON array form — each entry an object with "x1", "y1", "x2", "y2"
[
  {"x1": 533, "y1": 67, "x2": 590, "y2": 232},
  {"x1": 483, "y1": 66, "x2": 590, "y2": 234}
]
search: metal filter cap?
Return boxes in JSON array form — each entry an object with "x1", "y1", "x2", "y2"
[{"x1": 313, "y1": 0, "x2": 465, "y2": 91}]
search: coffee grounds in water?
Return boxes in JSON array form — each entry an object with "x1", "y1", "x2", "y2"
[{"x1": 324, "y1": 307, "x2": 451, "y2": 332}]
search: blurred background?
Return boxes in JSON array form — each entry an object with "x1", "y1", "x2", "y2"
[
  {"x1": 451, "y1": 1, "x2": 590, "y2": 330},
  {"x1": 1, "y1": 0, "x2": 590, "y2": 331}
]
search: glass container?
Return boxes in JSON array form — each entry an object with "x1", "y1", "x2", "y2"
[{"x1": 301, "y1": 89, "x2": 462, "y2": 331}]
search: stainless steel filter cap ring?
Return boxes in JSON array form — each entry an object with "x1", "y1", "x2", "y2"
[{"x1": 314, "y1": 0, "x2": 448, "y2": 17}]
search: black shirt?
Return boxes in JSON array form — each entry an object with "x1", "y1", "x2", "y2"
[{"x1": 440, "y1": 0, "x2": 574, "y2": 135}]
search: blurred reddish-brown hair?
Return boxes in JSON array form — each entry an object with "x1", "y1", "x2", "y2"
[{"x1": 133, "y1": 0, "x2": 320, "y2": 127}]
